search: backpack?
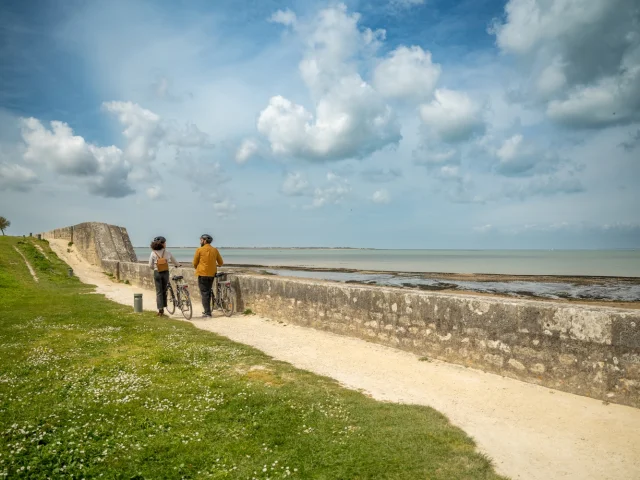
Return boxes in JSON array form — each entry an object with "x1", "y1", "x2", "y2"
[{"x1": 156, "y1": 250, "x2": 169, "y2": 272}]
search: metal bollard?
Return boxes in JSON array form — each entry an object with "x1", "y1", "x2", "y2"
[
  {"x1": 68, "y1": 268, "x2": 73, "y2": 277},
  {"x1": 134, "y1": 293, "x2": 143, "y2": 313}
]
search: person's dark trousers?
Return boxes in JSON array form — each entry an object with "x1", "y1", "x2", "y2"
[
  {"x1": 153, "y1": 270, "x2": 170, "y2": 310},
  {"x1": 198, "y1": 276, "x2": 215, "y2": 315}
]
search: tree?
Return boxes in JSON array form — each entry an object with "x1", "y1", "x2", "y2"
[{"x1": 0, "y1": 217, "x2": 10, "y2": 235}]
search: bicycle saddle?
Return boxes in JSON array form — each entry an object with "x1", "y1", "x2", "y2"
[
  {"x1": 215, "y1": 272, "x2": 226, "y2": 277},
  {"x1": 172, "y1": 275, "x2": 184, "y2": 281}
]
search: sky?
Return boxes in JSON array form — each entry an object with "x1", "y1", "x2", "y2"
[{"x1": 0, "y1": 0, "x2": 639, "y2": 249}]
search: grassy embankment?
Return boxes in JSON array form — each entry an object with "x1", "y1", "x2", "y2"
[{"x1": 0, "y1": 236, "x2": 505, "y2": 479}]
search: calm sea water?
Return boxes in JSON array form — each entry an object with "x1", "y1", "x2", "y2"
[{"x1": 135, "y1": 248, "x2": 640, "y2": 277}]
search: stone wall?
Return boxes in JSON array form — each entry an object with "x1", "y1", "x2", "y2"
[
  {"x1": 42, "y1": 222, "x2": 137, "y2": 268},
  {"x1": 106, "y1": 260, "x2": 640, "y2": 407},
  {"x1": 45, "y1": 223, "x2": 640, "y2": 408},
  {"x1": 234, "y1": 275, "x2": 640, "y2": 407},
  {"x1": 43, "y1": 226, "x2": 73, "y2": 242}
]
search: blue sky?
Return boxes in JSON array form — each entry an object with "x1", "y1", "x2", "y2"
[{"x1": 0, "y1": 0, "x2": 639, "y2": 248}]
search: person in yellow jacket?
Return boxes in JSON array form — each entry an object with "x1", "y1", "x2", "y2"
[{"x1": 193, "y1": 233, "x2": 224, "y2": 318}]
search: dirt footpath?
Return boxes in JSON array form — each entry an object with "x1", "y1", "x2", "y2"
[{"x1": 49, "y1": 239, "x2": 640, "y2": 480}]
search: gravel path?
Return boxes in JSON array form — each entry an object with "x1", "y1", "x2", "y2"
[{"x1": 49, "y1": 239, "x2": 640, "y2": 480}]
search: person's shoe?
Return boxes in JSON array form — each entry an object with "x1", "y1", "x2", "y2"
[{"x1": 201, "y1": 313, "x2": 212, "y2": 318}]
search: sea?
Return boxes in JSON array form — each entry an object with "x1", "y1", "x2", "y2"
[
  {"x1": 134, "y1": 248, "x2": 640, "y2": 301},
  {"x1": 135, "y1": 248, "x2": 640, "y2": 277}
]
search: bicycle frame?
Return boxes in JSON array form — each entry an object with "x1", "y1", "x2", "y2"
[
  {"x1": 210, "y1": 272, "x2": 235, "y2": 316},
  {"x1": 174, "y1": 277, "x2": 189, "y2": 299},
  {"x1": 168, "y1": 268, "x2": 193, "y2": 319}
]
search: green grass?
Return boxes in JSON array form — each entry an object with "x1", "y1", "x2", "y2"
[{"x1": 0, "y1": 236, "x2": 505, "y2": 480}]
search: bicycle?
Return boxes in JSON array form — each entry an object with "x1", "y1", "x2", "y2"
[
  {"x1": 210, "y1": 272, "x2": 235, "y2": 317},
  {"x1": 166, "y1": 269, "x2": 193, "y2": 320}
]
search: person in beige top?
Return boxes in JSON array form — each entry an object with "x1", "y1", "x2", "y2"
[{"x1": 193, "y1": 234, "x2": 224, "y2": 318}]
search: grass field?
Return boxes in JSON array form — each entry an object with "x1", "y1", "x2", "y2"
[{"x1": 0, "y1": 236, "x2": 505, "y2": 479}]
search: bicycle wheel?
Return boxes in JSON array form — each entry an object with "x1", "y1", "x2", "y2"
[
  {"x1": 220, "y1": 286, "x2": 235, "y2": 317},
  {"x1": 211, "y1": 287, "x2": 219, "y2": 311},
  {"x1": 166, "y1": 284, "x2": 176, "y2": 314},
  {"x1": 180, "y1": 288, "x2": 193, "y2": 320}
]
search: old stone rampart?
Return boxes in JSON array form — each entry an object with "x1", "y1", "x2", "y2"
[
  {"x1": 42, "y1": 222, "x2": 137, "y2": 267},
  {"x1": 44, "y1": 223, "x2": 640, "y2": 408}
]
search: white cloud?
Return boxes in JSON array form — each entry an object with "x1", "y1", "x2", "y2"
[
  {"x1": 146, "y1": 185, "x2": 162, "y2": 200},
  {"x1": 412, "y1": 145, "x2": 469, "y2": 200},
  {"x1": 89, "y1": 145, "x2": 133, "y2": 198},
  {"x1": 103, "y1": 101, "x2": 210, "y2": 164},
  {"x1": 21, "y1": 118, "x2": 98, "y2": 175},
  {"x1": 546, "y1": 66, "x2": 640, "y2": 127},
  {"x1": 496, "y1": 134, "x2": 523, "y2": 162},
  {"x1": 311, "y1": 171, "x2": 351, "y2": 207},
  {"x1": 0, "y1": 163, "x2": 38, "y2": 192},
  {"x1": 165, "y1": 122, "x2": 210, "y2": 148},
  {"x1": 16, "y1": 101, "x2": 209, "y2": 198},
  {"x1": 258, "y1": 76, "x2": 400, "y2": 161},
  {"x1": 491, "y1": 0, "x2": 640, "y2": 127},
  {"x1": 181, "y1": 156, "x2": 230, "y2": 193},
  {"x1": 103, "y1": 101, "x2": 164, "y2": 165},
  {"x1": 235, "y1": 138, "x2": 258, "y2": 164},
  {"x1": 535, "y1": 58, "x2": 567, "y2": 98},
  {"x1": 269, "y1": 9, "x2": 297, "y2": 27},
  {"x1": 494, "y1": 134, "x2": 560, "y2": 176},
  {"x1": 373, "y1": 46, "x2": 441, "y2": 101},
  {"x1": 19, "y1": 117, "x2": 134, "y2": 197},
  {"x1": 212, "y1": 199, "x2": 236, "y2": 218},
  {"x1": 419, "y1": 89, "x2": 485, "y2": 143},
  {"x1": 281, "y1": 172, "x2": 310, "y2": 196},
  {"x1": 502, "y1": 175, "x2": 584, "y2": 199},
  {"x1": 257, "y1": 5, "x2": 400, "y2": 162},
  {"x1": 371, "y1": 189, "x2": 390, "y2": 204},
  {"x1": 491, "y1": 0, "x2": 620, "y2": 56},
  {"x1": 412, "y1": 144, "x2": 477, "y2": 202},
  {"x1": 297, "y1": 4, "x2": 385, "y2": 94}
]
